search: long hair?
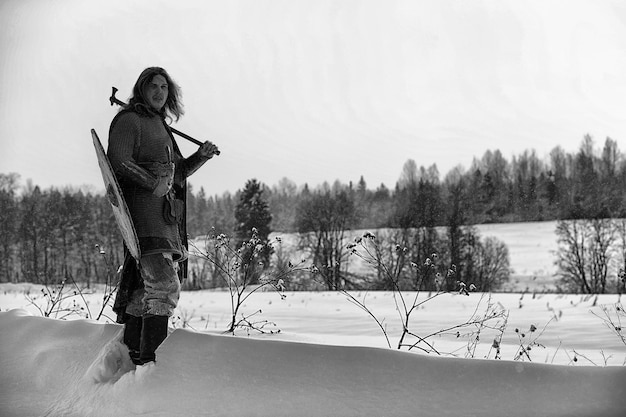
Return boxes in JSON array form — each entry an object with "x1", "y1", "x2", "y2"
[{"x1": 125, "y1": 67, "x2": 184, "y2": 122}]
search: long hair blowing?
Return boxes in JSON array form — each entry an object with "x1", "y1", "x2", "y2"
[{"x1": 126, "y1": 67, "x2": 184, "y2": 122}]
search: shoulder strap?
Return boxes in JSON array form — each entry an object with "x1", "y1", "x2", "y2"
[{"x1": 161, "y1": 119, "x2": 183, "y2": 158}]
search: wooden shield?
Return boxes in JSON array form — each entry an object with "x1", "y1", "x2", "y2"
[{"x1": 91, "y1": 129, "x2": 141, "y2": 261}]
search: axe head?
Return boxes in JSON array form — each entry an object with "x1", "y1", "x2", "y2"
[{"x1": 109, "y1": 87, "x2": 119, "y2": 106}]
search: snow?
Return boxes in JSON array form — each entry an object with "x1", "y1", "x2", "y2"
[
  {"x1": 1, "y1": 285, "x2": 626, "y2": 416},
  {"x1": 0, "y1": 220, "x2": 623, "y2": 416}
]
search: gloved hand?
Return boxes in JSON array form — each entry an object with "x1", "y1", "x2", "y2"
[
  {"x1": 198, "y1": 141, "x2": 220, "y2": 159},
  {"x1": 152, "y1": 161, "x2": 175, "y2": 197}
]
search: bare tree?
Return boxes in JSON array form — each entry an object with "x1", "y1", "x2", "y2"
[
  {"x1": 295, "y1": 189, "x2": 357, "y2": 289},
  {"x1": 611, "y1": 219, "x2": 626, "y2": 294},
  {"x1": 556, "y1": 219, "x2": 616, "y2": 293},
  {"x1": 398, "y1": 159, "x2": 418, "y2": 189},
  {"x1": 469, "y1": 236, "x2": 511, "y2": 291},
  {"x1": 366, "y1": 228, "x2": 443, "y2": 291}
]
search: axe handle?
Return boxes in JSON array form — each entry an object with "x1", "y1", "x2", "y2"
[
  {"x1": 109, "y1": 87, "x2": 217, "y2": 151},
  {"x1": 169, "y1": 126, "x2": 203, "y2": 147}
]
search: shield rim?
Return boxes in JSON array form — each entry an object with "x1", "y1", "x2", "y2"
[{"x1": 91, "y1": 129, "x2": 141, "y2": 261}]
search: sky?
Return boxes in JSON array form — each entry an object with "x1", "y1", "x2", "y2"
[{"x1": 2, "y1": 0, "x2": 626, "y2": 197}]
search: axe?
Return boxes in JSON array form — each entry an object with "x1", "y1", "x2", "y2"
[{"x1": 109, "y1": 86, "x2": 220, "y2": 155}]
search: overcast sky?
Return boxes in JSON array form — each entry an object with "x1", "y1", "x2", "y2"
[{"x1": 2, "y1": 0, "x2": 626, "y2": 196}]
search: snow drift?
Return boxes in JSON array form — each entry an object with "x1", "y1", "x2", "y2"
[{"x1": 0, "y1": 309, "x2": 624, "y2": 417}]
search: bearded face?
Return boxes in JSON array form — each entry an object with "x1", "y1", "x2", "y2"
[{"x1": 143, "y1": 74, "x2": 169, "y2": 111}]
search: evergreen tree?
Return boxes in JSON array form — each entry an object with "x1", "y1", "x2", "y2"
[{"x1": 234, "y1": 179, "x2": 273, "y2": 266}]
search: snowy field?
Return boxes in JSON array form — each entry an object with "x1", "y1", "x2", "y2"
[
  {"x1": 473, "y1": 221, "x2": 561, "y2": 292},
  {"x1": 1, "y1": 221, "x2": 626, "y2": 416},
  {"x1": 1, "y1": 285, "x2": 625, "y2": 416}
]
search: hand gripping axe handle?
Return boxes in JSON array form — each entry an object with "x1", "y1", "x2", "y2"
[{"x1": 109, "y1": 86, "x2": 220, "y2": 155}]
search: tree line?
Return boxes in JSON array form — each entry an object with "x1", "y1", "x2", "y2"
[
  {"x1": 256, "y1": 135, "x2": 624, "y2": 233},
  {"x1": 186, "y1": 134, "x2": 626, "y2": 293},
  {"x1": 1, "y1": 135, "x2": 625, "y2": 292},
  {"x1": 186, "y1": 135, "x2": 626, "y2": 238},
  {"x1": 0, "y1": 174, "x2": 122, "y2": 285}
]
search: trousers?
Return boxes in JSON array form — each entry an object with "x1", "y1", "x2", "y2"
[{"x1": 125, "y1": 253, "x2": 180, "y2": 317}]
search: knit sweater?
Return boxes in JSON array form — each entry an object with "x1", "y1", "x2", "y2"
[{"x1": 107, "y1": 110, "x2": 208, "y2": 261}]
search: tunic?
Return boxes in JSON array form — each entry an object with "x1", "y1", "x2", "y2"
[{"x1": 107, "y1": 111, "x2": 185, "y2": 259}]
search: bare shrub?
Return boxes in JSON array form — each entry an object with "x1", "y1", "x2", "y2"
[
  {"x1": 190, "y1": 228, "x2": 314, "y2": 333},
  {"x1": 329, "y1": 232, "x2": 508, "y2": 356}
]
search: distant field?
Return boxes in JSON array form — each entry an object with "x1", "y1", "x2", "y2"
[
  {"x1": 474, "y1": 221, "x2": 559, "y2": 292},
  {"x1": 262, "y1": 221, "x2": 561, "y2": 293}
]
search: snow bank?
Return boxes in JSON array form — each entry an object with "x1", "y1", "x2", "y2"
[{"x1": 1, "y1": 309, "x2": 625, "y2": 417}]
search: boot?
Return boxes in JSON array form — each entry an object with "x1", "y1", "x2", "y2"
[
  {"x1": 123, "y1": 313, "x2": 143, "y2": 365},
  {"x1": 139, "y1": 314, "x2": 169, "y2": 364}
]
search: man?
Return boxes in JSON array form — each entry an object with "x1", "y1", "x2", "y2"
[{"x1": 108, "y1": 67, "x2": 219, "y2": 365}]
